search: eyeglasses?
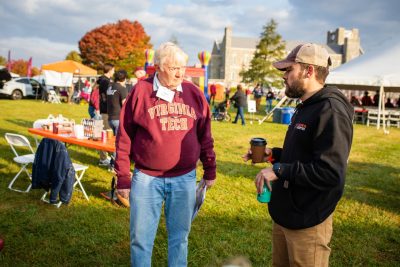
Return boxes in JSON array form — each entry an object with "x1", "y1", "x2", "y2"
[{"x1": 165, "y1": 65, "x2": 186, "y2": 72}]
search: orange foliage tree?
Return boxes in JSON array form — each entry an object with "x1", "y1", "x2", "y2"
[
  {"x1": 79, "y1": 19, "x2": 152, "y2": 74},
  {"x1": 10, "y1": 59, "x2": 40, "y2": 77}
]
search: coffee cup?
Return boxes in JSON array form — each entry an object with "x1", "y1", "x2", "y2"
[
  {"x1": 106, "y1": 129, "x2": 113, "y2": 139},
  {"x1": 250, "y1": 137, "x2": 267, "y2": 163},
  {"x1": 257, "y1": 183, "x2": 271, "y2": 203}
]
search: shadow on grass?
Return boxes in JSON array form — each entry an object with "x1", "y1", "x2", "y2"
[
  {"x1": 216, "y1": 159, "x2": 266, "y2": 180},
  {"x1": 345, "y1": 161, "x2": 400, "y2": 214},
  {"x1": 4, "y1": 119, "x2": 34, "y2": 128}
]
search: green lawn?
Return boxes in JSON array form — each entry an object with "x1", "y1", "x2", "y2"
[{"x1": 0, "y1": 99, "x2": 399, "y2": 266}]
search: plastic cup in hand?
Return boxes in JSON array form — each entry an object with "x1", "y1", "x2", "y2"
[
  {"x1": 250, "y1": 137, "x2": 267, "y2": 163},
  {"x1": 257, "y1": 183, "x2": 271, "y2": 203}
]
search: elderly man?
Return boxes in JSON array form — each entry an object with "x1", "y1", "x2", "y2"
[
  {"x1": 244, "y1": 43, "x2": 353, "y2": 266},
  {"x1": 115, "y1": 42, "x2": 216, "y2": 267}
]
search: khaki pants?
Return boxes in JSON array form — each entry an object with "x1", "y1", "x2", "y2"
[{"x1": 272, "y1": 214, "x2": 333, "y2": 267}]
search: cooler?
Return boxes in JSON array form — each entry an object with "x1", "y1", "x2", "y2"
[
  {"x1": 273, "y1": 108, "x2": 282, "y2": 123},
  {"x1": 281, "y1": 107, "x2": 295, "y2": 124}
]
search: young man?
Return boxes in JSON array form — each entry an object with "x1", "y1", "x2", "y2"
[
  {"x1": 115, "y1": 42, "x2": 216, "y2": 266},
  {"x1": 107, "y1": 69, "x2": 128, "y2": 137},
  {"x1": 244, "y1": 43, "x2": 353, "y2": 267},
  {"x1": 265, "y1": 88, "x2": 275, "y2": 113},
  {"x1": 97, "y1": 63, "x2": 115, "y2": 166}
]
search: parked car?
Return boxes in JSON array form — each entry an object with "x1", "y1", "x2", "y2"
[{"x1": 0, "y1": 77, "x2": 43, "y2": 100}]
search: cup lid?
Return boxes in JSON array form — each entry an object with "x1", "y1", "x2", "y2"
[{"x1": 250, "y1": 137, "x2": 267, "y2": 146}]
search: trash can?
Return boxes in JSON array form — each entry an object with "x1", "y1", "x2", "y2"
[
  {"x1": 273, "y1": 108, "x2": 282, "y2": 123},
  {"x1": 281, "y1": 107, "x2": 295, "y2": 124}
]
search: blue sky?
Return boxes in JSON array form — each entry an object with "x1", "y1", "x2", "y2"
[{"x1": 0, "y1": 0, "x2": 399, "y2": 67}]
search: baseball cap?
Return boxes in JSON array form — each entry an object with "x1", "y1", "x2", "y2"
[{"x1": 273, "y1": 43, "x2": 332, "y2": 70}]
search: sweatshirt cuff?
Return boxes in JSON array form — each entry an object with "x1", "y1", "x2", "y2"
[
  {"x1": 279, "y1": 163, "x2": 291, "y2": 181},
  {"x1": 271, "y1": 147, "x2": 282, "y2": 163},
  {"x1": 203, "y1": 168, "x2": 216, "y2": 180},
  {"x1": 117, "y1": 175, "x2": 131, "y2": 189}
]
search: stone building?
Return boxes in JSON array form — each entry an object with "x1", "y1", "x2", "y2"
[{"x1": 209, "y1": 26, "x2": 363, "y2": 86}]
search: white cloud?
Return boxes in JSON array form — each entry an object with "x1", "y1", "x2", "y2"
[{"x1": 0, "y1": 37, "x2": 76, "y2": 66}]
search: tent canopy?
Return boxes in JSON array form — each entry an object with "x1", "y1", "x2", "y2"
[
  {"x1": 41, "y1": 60, "x2": 97, "y2": 76},
  {"x1": 326, "y1": 38, "x2": 400, "y2": 133},
  {"x1": 326, "y1": 38, "x2": 400, "y2": 92}
]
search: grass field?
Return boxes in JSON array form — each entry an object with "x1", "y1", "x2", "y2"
[{"x1": 0, "y1": 99, "x2": 399, "y2": 266}]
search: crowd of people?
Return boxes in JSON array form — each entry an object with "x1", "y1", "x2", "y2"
[{"x1": 350, "y1": 90, "x2": 400, "y2": 108}]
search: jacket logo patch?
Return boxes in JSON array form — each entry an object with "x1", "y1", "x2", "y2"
[{"x1": 295, "y1": 123, "x2": 307, "y2": 131}]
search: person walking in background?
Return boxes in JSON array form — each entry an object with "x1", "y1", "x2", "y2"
[
  {"x1": 97, "y1": 63, "x2": 115, "y2": 166},
  {"x1": 88, "y1": 83, "x2": 100, "y2": 118},
  {"x1": 107, "y1": 69, "x2": 128, "y2": 137},
  {"x1": 252, "y1": 83, "x2": 263, "y2": 111},
  {"x1": 244, "y1": 43, "x2": 353, "y2": 267},
  {"x1": 114, "y1": 42, "x2": 216, "y2": 267},
  {"x1": 67, "y1": 85, "x2": 74, "y2": 104},
  {"x1": 265, "y1": 88, "x2": 275, "y2": 113},
  {"x1": 230, "y1": 84, "x2": 247, "y2": 125},
  {"x1": 210, "y1": 83, "x2": 217, "y2": 105}
]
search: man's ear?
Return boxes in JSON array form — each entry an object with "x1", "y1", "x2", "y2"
[{"x1": 304, "y1": 65, "x2": 314, "y2": 78}]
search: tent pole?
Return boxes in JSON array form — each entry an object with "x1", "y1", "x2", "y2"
[
  {"x1": 377, "y1": 85, "x2": 383, "y2": 130},
  {"x1": 258, "y1": 95, "x2": 287, "y2": 124}
]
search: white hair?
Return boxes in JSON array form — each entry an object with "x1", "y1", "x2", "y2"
[{"x1": 154, "y1": 42, "x2": 188, "y2": 71}]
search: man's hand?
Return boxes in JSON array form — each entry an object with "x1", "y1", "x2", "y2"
[
  {"x1": 255, "y1": 167, "x2": 278, "y2": 193},
  {"x1": 242, "y1": 148, "x2": 273, "y2": 163},
  {"x1": 204, "y1": 179, "x2": 215, "y2": 189},
  {"x1": 117, "y1": 188, "x2": 130, "y2": 199}
]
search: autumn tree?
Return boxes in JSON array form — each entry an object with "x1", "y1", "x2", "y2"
[
  {"x1": 10, "y1": 59, "x2": 40, "y2": 77},
  {"x1": 65, "y1": 51, "x2": 82, "y2": 63},
  {"x1": 240, "y1": 19, "x2": 286, "y2": 88},
  {"x1": 79, "y1": 19, "x2": 152, "y2": 73}
]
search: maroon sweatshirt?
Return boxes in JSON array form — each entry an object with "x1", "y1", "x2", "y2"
[{"x1": 115, "y1": 77, "x2": 216, "y2": 189}]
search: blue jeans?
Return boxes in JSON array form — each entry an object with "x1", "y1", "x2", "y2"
[
  {"x1": 88, "y1": 105, "x2": 95, "y2": 118},
  {"x1": 129, "y1": 169, "x2": 196, "y2": 267},
  {"x1": 108, "y1": 119, "x2": 120, "y2": 136},
  {"x1": 233, "y1": 106, "x2": 245, "y2": 125},
  {"x1": 266, "y1": 99, "x2": 273, "y2": 113}
]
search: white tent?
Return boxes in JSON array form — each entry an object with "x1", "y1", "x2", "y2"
[{"x1": 326, "y1": 38, "x2": 400, "y2": 133}]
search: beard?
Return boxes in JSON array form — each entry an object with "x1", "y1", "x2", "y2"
[{"x1": 285, "y1": 73, "x2": 306, "y2": 99}]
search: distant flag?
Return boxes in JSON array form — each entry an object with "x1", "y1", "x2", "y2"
[
  {"x1": 27, "y1": 57, "x2": 32, "y2": 77},
  {"x1": 7, "y1": 50, "x2": 11, "y2": 71}
]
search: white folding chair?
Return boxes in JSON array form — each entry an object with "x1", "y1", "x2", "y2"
[
  {"x1": 5, "y1": 133, "x2": 35, "y2": 193},
  {"x1": 41, "y1": 163, "x2": 89, "y2": 207},
  {"x1": 48, "y1": 90, "x2": 62, "y2": 104}
]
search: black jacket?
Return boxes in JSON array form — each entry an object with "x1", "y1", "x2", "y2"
[
  {"x1": 32, "y1": 138, "x2": 75, "y2": 204},
  {"x1": 230, "y1": 91, "x2": 247, "y2": 107},
  {"x1": 269, "y1": 86, "x2": 353, "y2": 229},
  {"x1": 98, "y1": 75, "x2": 111, "y2": 114}
]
